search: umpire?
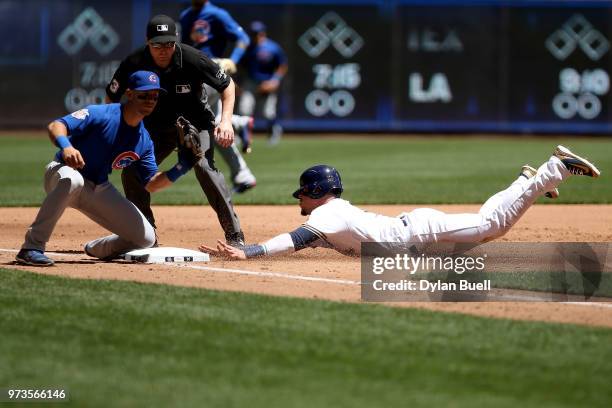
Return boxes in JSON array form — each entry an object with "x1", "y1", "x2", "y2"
[{"x1": 106, "y1": 14, "x2": 245, "y2": 246}]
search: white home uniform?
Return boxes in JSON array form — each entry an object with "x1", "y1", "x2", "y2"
[
  {"x1": 273, "y1": 156, "x2": 569, "y2": 256},
  {"x1": 302, "y1": 199, "x2": 406, "y2": 255}
]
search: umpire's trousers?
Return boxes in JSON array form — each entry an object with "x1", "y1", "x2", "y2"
[{"x1": 121, "y1": 127, "x2": 242, "y2": 240}]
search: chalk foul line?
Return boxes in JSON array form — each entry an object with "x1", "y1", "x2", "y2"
[{"x1": 1, "y1": 248, "x2": 612, "y2": 308}]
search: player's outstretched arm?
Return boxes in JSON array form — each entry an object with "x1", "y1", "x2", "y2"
[
  {"x1": 48, "y1": 121, "x2": 85, "y2": 169},
  {"x1": 199, "y1": 233, "x2": 294, "y2": 260},
  {"x1": 145, "y1": 150, "x2": 195, "y2": 193},
  {"x1": 145, "y1": 172, "x2": 173, "y2": 193},
  {"x1": 217, "y1": 9, "x2": 250, "y2": 64},
  {"x1": 199, "y1": 240, "x2": 247, "y2": 260},
  {"x1": 198, "y1": 227, "x2": 323, "y2": 260}
]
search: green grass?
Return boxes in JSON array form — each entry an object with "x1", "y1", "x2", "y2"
[
  {"x1": 1, "y1": 134, "x2": 611, "y2": 206},
  {"x1": 1, "y1": 268, "x2": 611, "y2": 408},
  {"x1": 414, "y1": 271, "x2": 612, "y2": 298}
]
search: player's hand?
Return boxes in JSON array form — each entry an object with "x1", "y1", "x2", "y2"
[
  {"x1": 62, "y1": 146, "x2": 85, "y2": 169},
  {"x1": 199, "y1": 240, "x2": 247, "y2": 260},
  {"x1": 258, "y1": 79, "x2": 280, "y2": 94},
  {"x1": 214, "y1": 119, "x2": 234, "y2": 148}
]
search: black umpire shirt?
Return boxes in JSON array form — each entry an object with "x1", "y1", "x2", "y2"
[{"x1": 105, "y1": 43, "x2": 230, "y2": 133}]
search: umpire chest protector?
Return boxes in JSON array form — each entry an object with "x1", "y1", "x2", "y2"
[{"x1": 107, "y1": 43, "x2": 230, "y2": 132}]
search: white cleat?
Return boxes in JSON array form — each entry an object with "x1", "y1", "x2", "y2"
[
  {"x1": 232, "y1": 169, "x2": 257, "y2": 194},
  {"x1": 553, "y1": 145, "x2": 601, "y2": 178}
]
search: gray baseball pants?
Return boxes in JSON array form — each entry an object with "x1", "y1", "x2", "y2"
[{"x1": 21, "y1": 161, "x2": 156, "y2": 259}]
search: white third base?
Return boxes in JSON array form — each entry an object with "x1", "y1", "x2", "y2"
[{"x1": 121, "y1": 247, "x2": 210, "y2": 263}]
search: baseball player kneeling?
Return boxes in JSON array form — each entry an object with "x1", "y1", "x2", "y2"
[
  {"x1": 16, "y1": 71, "x2": 194, "y2": 266},
  {"x1": 200, "y1": 148, "x2": 600, "y2": 260}
]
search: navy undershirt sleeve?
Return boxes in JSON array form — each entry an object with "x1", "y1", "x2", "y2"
[{"x1": 289, "y1": 226, "x2": 321, "y2": 251}]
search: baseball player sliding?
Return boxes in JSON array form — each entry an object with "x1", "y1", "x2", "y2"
[
  {"x1": 200, "y1": 146, "x2": 600, "y2": 259},
  {"x1": 16, "y1": 71, "x2": 191, "y2": 266}
]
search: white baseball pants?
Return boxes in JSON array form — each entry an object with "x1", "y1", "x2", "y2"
[{"x1": 400, "y1": 156, "x2": 570, "y2": 243}]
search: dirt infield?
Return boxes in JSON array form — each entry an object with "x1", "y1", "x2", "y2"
[{"x1": 1, "y1": 205, "x2": 611, "y2": 328}]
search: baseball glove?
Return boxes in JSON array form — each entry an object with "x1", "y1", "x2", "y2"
[
  {"x1": 176, "y1": 116, "x2": 203, "y2": 160},
  {"x1": 212, "y1": 58, "x2": 237, "y2": 75}
]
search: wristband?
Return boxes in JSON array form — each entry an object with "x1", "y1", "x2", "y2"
[
  {"x1": 243, "y1": 244, "x2": 267, "y2": 258},
  {"x1": 166, "y1": 163, "x2": 190, "y2": 182},
  {"x1": 55, "y1": 136, "x2": 72, "y2": 149},
  {"x1": 271, "y1": 74, "x2": 283, "y2": 82}
]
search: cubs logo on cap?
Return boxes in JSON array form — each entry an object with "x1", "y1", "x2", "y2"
[
  {"x1": 128, "y1": 71, "x2": 166, "y2": 93},
  {"x1": 147, "y1": 15, "x2": 177, "y2": 43}
]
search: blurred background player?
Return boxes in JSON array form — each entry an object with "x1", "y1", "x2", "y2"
[
  {"x1": 239, "y1": 21, "x2": 288, "y2": 146},
  {"x1": 16, "y1": 71, "x2": 185, "y2": 266},
  {"x1": 180, "y1": 0, "x2": 257, "y2": 193},
  {"x1": 106, "y1": 15, "x2": 246, "y2": 246}
]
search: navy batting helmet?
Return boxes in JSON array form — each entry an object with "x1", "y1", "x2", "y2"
[{"x1": 292, "y1": 165, "x2": 343, "y2": 199}]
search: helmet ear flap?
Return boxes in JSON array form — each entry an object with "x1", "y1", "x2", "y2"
[
  {"x1": 293, "y1": 165, "x2": 343, "y2": 199},
  {"x1": 311, "y1": 184, "x2": 323, "y2": 198}
]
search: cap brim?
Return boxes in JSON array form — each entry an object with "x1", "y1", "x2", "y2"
[
  {"x1": 133, "y1": 85, "x2": 167, "y2": 93},
  {"x1": 292, "y1": 188, "x2": 302, "y2": 199},
  {"x1": 149, "y1": 35, "x2": 177, "y2": 43}
]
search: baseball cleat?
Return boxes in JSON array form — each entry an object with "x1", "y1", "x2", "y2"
[
  {"x1": 232, "y1": 169, "x2": 256, "y2": 194},
  {"x1": 553, "y1": 145, "x2": 600, "y2": 178},
  {"x1": 226, "y1": 231, "x2": 245, "y2": 248},
  {"x1": 84, "y1": 242, "x2": 95, "y2": 258},
  {"x1": 15, "y1": 249, "x2": 54, "y2": 266},
  {"x1": 232, "y1": 181, "x2": 256, "y2": 194},
  {"x1": 520, "y1": 165, "x2": 559, "y2": 199},
  {"x1": 84, "y1": 242, "x2": 119, "y2": 261}
]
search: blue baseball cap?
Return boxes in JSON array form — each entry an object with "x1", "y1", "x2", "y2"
[
  {"x1": 249, "y1": 21, "x2": 266, "y2": 34},
  {"x1": 127, "y1": 71, "x2": 166, "y2": 92}
]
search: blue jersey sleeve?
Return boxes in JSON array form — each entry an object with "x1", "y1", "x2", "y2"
[
  {"x1": 216, "y1": 9, "x2": 250, "y2": 62},
  {"x1": 58, "y1": 105, "x2": 102, "y2": 137},
  {"x1": 136, "y1": 134, "x2": 159, "y2": 185}
]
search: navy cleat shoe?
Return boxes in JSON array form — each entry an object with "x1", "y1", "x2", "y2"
[
  {"x1": 15, "y1": 249, "x2": 54, "y2": 266},
  {"x1": 226, "y1": 231, "x2": 245, "y2": 248},
  {"x1": 554, "y1": 145, "x2": 601, "y2": 178},
  {"x1": 520, "y1": 165, "x2": 559, "y2": 199}
]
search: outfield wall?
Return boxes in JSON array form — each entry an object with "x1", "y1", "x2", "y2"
[{"x1": 1, "y1": 0, "x2": 611, "y2": 134}]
